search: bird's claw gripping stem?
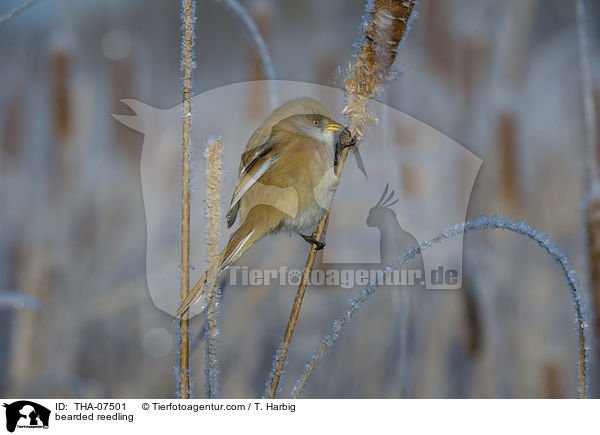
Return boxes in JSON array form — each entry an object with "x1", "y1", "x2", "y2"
[{"x1": 300, "y1": 233, "x2": 325, "y2": 250}]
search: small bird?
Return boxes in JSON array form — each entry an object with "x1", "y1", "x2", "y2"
[{"x1": 174, "y1": 97, "x2": 354, "y2": 318}]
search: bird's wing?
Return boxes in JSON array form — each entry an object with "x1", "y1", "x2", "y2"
[
  {"x1": 226, "y1": 139, "x2": 281, "y2": 227},
  {"x1": 239, "y1": 138, "x2": 277, "y2": 173},
  {"x1": 227, "y1": 97, "x2": 331, "y2": 227}
]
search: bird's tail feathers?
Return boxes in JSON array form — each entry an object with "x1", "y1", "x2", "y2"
[
  {"x1": 220, "y1": 228, "x2": 256, "y2": 271},
  {"x1": 173, "y1": 270, "x2": 208, "y2": 320},
  {"x1": 173, "y1": 223, "x2": 262, "y2": 320},
  {"x1": 226, "y1": 202, "x2": 239, "y2": 228}
]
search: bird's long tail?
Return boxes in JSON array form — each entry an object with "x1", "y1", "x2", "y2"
[
  {"x1": 173, "y1": 270, "x2": 208, "y2": 319},
  {"x1": 173, "y1": 223, "x2": 261, "y2": 319}
]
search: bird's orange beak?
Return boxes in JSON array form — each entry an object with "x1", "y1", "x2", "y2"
[{"x1": 325, "y1": 122, "x2": 343, "y2": 132}]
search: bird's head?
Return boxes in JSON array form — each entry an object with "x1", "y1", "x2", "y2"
[{"x1": 274, "y1": 113, "x2": 346, "y2": 145}]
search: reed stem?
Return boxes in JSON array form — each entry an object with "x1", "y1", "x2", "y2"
[
  {"x1": 178, "y1": 0, "x2": 196, "y2": 399},
  {"x1": 267, "y1": 0, "x2": 416, "y2": 399},
  {"x1": 204, "y1": 136, "x2": 224, "y2": 398}
]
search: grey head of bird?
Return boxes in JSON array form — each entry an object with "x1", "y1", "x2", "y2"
[{"x1": 271, "y1": 113, "x2": 344, "y2": 147}]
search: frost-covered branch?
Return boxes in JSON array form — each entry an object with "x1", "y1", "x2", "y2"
[
  {"x1": 0, "y1": 291, "x2": 43, "y2": 311},
  {"x1": 204, "y1": 135, "x2": 224, "y2": 398},
  {"x1": 292, "y1": 215, "x2": 590, "y2": 399},
  {"x1": 177, "y1": 0, "x2": 197, "y2": 400},
  {"x1": 0, "y1": 0, "x2": 42, "y2": 26}
]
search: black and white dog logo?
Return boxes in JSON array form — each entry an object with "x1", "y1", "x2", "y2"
[{"x1": 3, "y1": 401, "x2": 50, "y2": 433}]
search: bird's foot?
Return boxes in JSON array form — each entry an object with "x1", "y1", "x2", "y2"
[
  {"x1": 343, "y1": 136, "x2": 357, "y2": 149},
  {"x1": 300, "y1": 233, "x2": 325, "y2": 250}
]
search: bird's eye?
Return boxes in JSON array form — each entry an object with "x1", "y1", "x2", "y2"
[{"x1": 313, "y1": 120, "x2": 319, "y2": 126}]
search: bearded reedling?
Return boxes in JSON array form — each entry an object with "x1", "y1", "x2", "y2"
[{"x1": 174, "y1": 97, "x2": 356, "y2": 318}]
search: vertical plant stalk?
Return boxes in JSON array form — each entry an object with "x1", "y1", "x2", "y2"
[
  {"x1": 51, "y1": 51, "x2": 72, "y2": 143},
  {"x1": 292, "y1": 216, "x2": 590, "y2": 398},
  {"x1": 204, "y1": 136, "x2": 223, "y2": 398},
  {"x1": 178, "y1": 0, "x2": 196, "y2": 400},
  {"x1": 576, "y1": 0, "x2": 599, "y2": 186},
  {"x1": 266, "y1": 0, "x2": 416, "y2": 399},
  {"x1": 576, "y1": 0, "x2": 600, "y2": 377}
]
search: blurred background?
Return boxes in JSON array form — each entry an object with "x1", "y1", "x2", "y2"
[{"x1": 1, "y1": 0, "x2": 599, "y2": 398}]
